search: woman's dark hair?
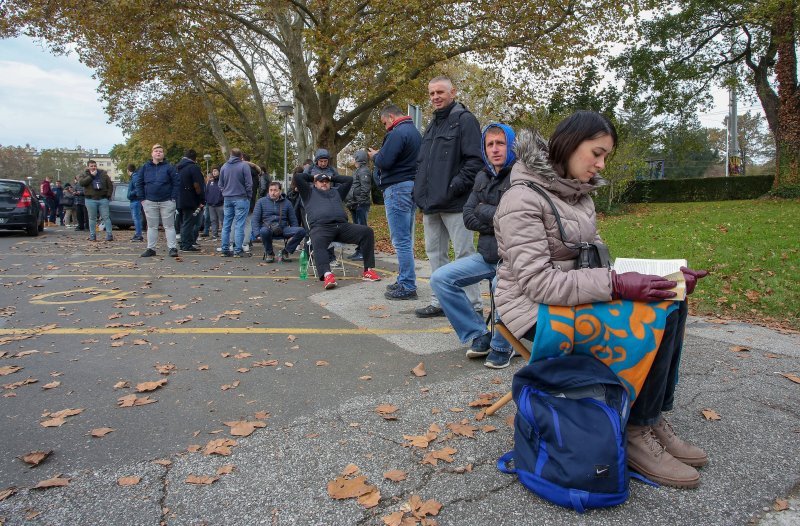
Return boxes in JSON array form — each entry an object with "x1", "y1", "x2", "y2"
[
  {"x1": 548, "y1": 111, "x2": 618, "y2": 178},
  {"x1": 127, "y1": 163, "x2": 137, "y2": 172}
]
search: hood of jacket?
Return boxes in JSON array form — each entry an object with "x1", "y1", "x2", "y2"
[
  {"x1": 225, "y1": 156, "x2": 243, "y2": 165},
  {"x1": 511, "y1": 129, "x2": 606, "y2": 204},
  {"x1": 175, "y1": 157, "x2": 197, "y2": 170},
  {"x1": 481, "y1": 123, "x2": 516, "y2": 177},
  {"x1": 353, "y1": 149, "x2": 368, "y2": 165},
  {"x1": 314, "y1": 149, "x2": 330, "y2": 162}
]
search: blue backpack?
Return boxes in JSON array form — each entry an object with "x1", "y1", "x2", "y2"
[{"x1": 498, "y1": 354, "x2": 631, "y2": 512}]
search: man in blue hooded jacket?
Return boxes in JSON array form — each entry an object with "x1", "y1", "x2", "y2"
[
  {"x1": 136, "y1": 144, "x2": 180, "y2": 257},
  {"x1": 219, "y1": 148, "x2": 253, "y2": 257},
  {"x1": 429, "y1": 123, "x2": 518, "y2": 369}
]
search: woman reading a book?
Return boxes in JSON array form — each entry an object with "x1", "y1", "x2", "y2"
[{"x1": 493, "y1": 110, "x2": 708, "y2": 489}]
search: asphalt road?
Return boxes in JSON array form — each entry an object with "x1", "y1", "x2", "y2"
[{"x1": 0, "y1": 226, "x2": 798, "y2": 525}]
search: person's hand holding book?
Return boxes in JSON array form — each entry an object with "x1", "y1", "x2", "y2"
[
  {"x1": 680, "y1": 266, "x2": 708, "y2": 295},
  {"x1": 611, "y1": 271, "x2": 678, "y2": 302}
]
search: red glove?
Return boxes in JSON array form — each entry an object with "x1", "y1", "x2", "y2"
[
  {"x1": 611, "y1": 271, "x2": 677, "y2": 302},
  {"x1": 680, "y1": 266, "x2": 708, "y2": 295}
]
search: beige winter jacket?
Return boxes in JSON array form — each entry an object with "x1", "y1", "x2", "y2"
[{"x1": 493, "y1": 130, "x2": 614, "y2": 339}]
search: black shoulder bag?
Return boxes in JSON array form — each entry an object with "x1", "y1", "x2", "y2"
[{"x1": 513, "y1": 181, "x2": 611, "y2": 269}]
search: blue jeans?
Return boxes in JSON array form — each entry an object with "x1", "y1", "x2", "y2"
[
  {"x1": 85, "y1": 198, "x2": 112, "y2": 238},
  {"x1": 383, "y1": 181, "x2": 416, "y2": 291},
  {"x1": 130, "y1": 200, "x2": 143, "y2": 237},
  {"x1": 221, "y1": 198, "x2": 249, "y2": 254},
  {"x1": 258, "y1": 226, "x2": 306, "y2": 254},
  {"x1": 430, "y1": 253, "x2": 511, "y2": 353}
]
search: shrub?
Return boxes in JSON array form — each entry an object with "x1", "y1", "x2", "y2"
[{"x1": 625, "y1": 175, "x2": 774, "y2": 202}]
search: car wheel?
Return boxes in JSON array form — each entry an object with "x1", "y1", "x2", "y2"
[{"x1": 27, "y1": 222, "x2": 39, "y2": 236}]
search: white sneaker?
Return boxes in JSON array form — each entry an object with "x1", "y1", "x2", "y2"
[
  {"x1": 216, "y1": 246, "x2": 231, "y2": 252},
  {"x1": 243, "y1": 244, "x2": 251, "y2": 252}
]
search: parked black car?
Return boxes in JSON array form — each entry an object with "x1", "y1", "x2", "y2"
[
  {"x1": 0, "y1": 179, "x2": 45, "y2": 236},
  {"x1": 109, "y1": 182, "x2": 137, "y2": 229}
]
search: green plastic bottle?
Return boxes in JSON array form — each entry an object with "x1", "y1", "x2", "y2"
[{"x1": 299, "y1": 249, "x2": 308, "y2": 280}]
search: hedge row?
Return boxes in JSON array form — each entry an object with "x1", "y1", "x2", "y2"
[{"x1": 626, "y1": 175, "x2": 775, "y2": 203}]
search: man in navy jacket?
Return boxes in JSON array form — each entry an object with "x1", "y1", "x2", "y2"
[
  {"x1": 136, "y1": 144, "x2": 180, "y2": 257},
  {"x1": 369, "y1": 104, "x2": 422, "y2": 300},
  {"x1": 251, "y1": 181, "x2": 305, "y2": 262}
]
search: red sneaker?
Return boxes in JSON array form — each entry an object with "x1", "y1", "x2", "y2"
[
  {"x1": 323, "y1": 273, "x2": 337, "y2": 290},
  {"x1": 362, "y1": 268, "x2": 381, "y2": 282}
]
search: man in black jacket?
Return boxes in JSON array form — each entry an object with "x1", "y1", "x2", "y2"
[
  {"x1": 294, "y1": 172, "x2": 381, "y2": 290},
  {"x1": 176, "y1": 149, "x2": 206, "y2": 252},
  {"x1": 414, "y1": 76, "x2": 483, "y2": 318}
]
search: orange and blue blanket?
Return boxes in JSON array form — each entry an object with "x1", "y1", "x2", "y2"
[{"x1": 532, "y1": 300, "x2": 679, "y2": 403}]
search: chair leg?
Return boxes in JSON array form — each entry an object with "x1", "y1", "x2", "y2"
[{"x1": 484, "y1": 392, "x2": 513, "y2": 416}]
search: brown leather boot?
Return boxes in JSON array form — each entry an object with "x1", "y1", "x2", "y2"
[
  {"x1": 652, "y1": 416, "x2": 708, "y2": 467},
  {"x1": 627, "y1": 424, "x2": 700, "y2": 489}
]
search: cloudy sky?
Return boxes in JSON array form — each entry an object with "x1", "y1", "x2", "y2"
[
  {"x1": 0, "y1": 36, "x2": 126, "y2": 153},
  {"x1": 0, "y1": 34, "x2": 759, "y2": 155}
]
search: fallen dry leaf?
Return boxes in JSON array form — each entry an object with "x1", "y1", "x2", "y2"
[
  {"x1": 14, "y1": 350, "x2": 39, "y2": 358},
  {"x1": 359, "y1": 375, "x2": 372, "y2": 381},
  {"x1": 382, "y1": 511, "x2": 403, "y2": 526},
  {"x1": 224, "y1": 420, "x2": 266, "y2": 437},
  {"x1": 20, "y1": 450, "x2": 52, "y2": 466},
  {"x1": 403, "y1": 434, "x2": 435, "y2": 449},
  {"x1": 32, "y1": 475, "x2": 70, "y2": 489},
  {"x1": 327, "y1": 475, "x2": 374, "y2": 500},
  {"x1": 447, "y1": 420, "x2": 478, "y2": 438},
  {"x1": 187, "y1": 445, "x2": 201, "y2": 453},
  {"x1": 132, "y1": 339, "x2": 149, "y2": 345},
  {"x1": 376, "y1": 404, "x2": 399, "y2": 420},
  {"x1": 110, "y1": 331, "x2": 130, "y2": 340},
  {"x1": 234, "y1": 352, "x2": 252, "y2": 359},
  {"x1": 701, "y1": 408, "x2": 722, "y2": 421},
  {"x1": 383, "y1": 470, "x2": 408, "y2": 482},
  {"x1": 252, "y1": 360, "x2": 278, "y2": 367},
  {"x1": 216, "y1": 464, "x2": 235, "y2": 475},
  {"x1": 422, "y1": 446, "x2": 458, "y2": 466},
  {"x1": 203, "y1": 438, "x2": 237, "y2": 456},
  {"x1": 358, "y1": 488, "x2": 381, "y2": 508},
  {"x1": 3, "y1": 377, "x2": 37, "y2": 390},
  {"x1": 254, "y1": 411, "x2": 270, "y2": 420},
  {"x1": 152, "y1": 459, "x2": 172, "y2": 466},
  {"x1": 729, "y1": 345, "x2": 750, "y2": 353},
  {"x1": 118, "y1": 476, "x2": 140, "y2": 486},
  {"x1": 113, "y1": 381, "x2": 129, "y2": 389},
  {"x1": 135, "y1": 379, "x2": 167, "y2": 392},
  {"x1": 481, "y1": 425, "x2": 497, "y2": 433},
  {"x1": 117, "y1": 394, "x2": 157, "y2": 407},
  {"x1": 155, "y1": 364, "x2": 176, "y2": 375},
  {"x1": 185, "y1": 474, "x2": 219, "y2": 485},
  {"x1": 220, "y1": 380, "x2": 241, "y2": 391},
  {"x1": 773, "y1": 498, "x2": 789, "y2": 511},
  {"x1": 0, "y1": 486, "x2": 16, "y2": 501},
  {"x1": 411, "y1": 362, "x2": 426, "y2": 377},
  {"x1": 42, "y1": 381, "x2": 60, "y2": 390},
  {"x1": 779, "y1": 372, "x2": 800, "y2": 384},
  {"x1": 287, "y1": 335, "x2": 297, "y2": 342},
  {"x1": 468, "y1": 393, "x2": 500, "y2": 407},
  {"x1": 90, "y1": 427, "x2": 115, "y2": 437},
  {"x1": 316, "y1": 360, "x2": 329, "y2": 367},
  {"x1": 0, "y1": 365, "x2": 23, "y2": 376},
  {"x1": 237, "y1": 368, "x2": 250, "y2": 373}
]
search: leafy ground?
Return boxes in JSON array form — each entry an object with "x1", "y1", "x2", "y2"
[{"x1": 369, "y1": 199, "x2": 800, "y2": 330}]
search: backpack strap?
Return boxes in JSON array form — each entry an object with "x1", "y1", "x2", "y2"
[{"x1": 497, "y1": 451, "x2": 516, "y2": 474}]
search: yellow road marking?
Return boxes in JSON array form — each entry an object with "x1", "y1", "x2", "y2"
[
  {"x1": 0, "y1": 326, "x2": 453, "y2": 336},
  {"x1": 30, "y1": 287, "x2": 136, "y2": 305}
]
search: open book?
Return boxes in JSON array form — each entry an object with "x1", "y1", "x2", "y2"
[{"x1": 612, "y1": 258, "x2": 687, "y2": 301}]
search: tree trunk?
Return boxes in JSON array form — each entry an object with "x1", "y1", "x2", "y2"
[{"x1": 774, "y1": 0, "x2": 800, "y2": 188}]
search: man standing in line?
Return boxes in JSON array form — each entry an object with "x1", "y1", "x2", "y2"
[
  {"x1": 369, "y1": 104, "x2": 422, "y2": 300},
  {"x1": 72, "y1": 175, "x2": 87, "y2": 231},
  {"x1": 136, "y1": 144, "x2": 180, "y2": 257},
  {"x1": 40, "y1": 176, "x2": 57, "y2": 226},
  {"x1": 176, "y1": 149, "x2": 206, "y2": 252},
  {"x1": 413, "y1": 76, "x2": 484, "y2": 318},
  {"x1": 78, "y1": 160, "x2": 114, "y2": 241},
  {"x1": 205, "y1": 168, "x2": 223, "y2": 239},
  {"x1": 344, "y1": 149, "x2": 372, "y2": 260},
  {"x1": 219, "y1": 148, "x2": 252, "y2": 258},
  {"x1": 53, "y1": 180, "x2": 64, "y2": 225},
  {"x1": 127, "y1": 163, "x2": 144, "y2": 242}
]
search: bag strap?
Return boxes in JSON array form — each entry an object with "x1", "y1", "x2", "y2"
[
  {"x1": 510, "y1": 180, "x2": 584, "y2": 251},
  {"x1": 497, "y1": 451, "x2": 516, "y2": 474}
]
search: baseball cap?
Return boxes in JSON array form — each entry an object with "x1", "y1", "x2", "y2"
[{"x1": 314, "y1": 173, "x2": 331, "y2": 181}]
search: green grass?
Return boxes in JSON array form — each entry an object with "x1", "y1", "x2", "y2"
[
  {"x1": 369, "y1": 199, "x2": 800, "y2": 329},
  {"x1": 598, "y1": 200, "x2": 800, "y2": 330}
]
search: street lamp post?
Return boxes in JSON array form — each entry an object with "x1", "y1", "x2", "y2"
[
  {"x1": 203, "y1": 153, "x2": 212, "y2": 177},
  {"x1": 277, "y1": 100, "x2": 294, "y2": 189},
  {"x1": 55, "y1": 168, "x2": 61, "y2": 182}
]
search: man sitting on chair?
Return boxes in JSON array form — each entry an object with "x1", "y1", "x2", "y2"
[
  {"x1": 251, "y1": 181, "x2": 306, "y2": 263},
  {"x1": 293, "y1": 171, "x2": 381, "y2": 290}
]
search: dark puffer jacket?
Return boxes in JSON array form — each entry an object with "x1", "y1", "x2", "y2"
[
  {"x1": 345, "y1": 150, "x2": 371, "y2": 208},
  {"x1": 414, "y1": 102, "x2": 483, "y2": 214},
  {"x1": 175, "y1": 157, "x2": 205, "y2": 209}
]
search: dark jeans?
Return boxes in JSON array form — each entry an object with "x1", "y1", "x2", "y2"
[
  {"x1": 45, "y1": 197, "x2": 57, "y2": 222},
  {"x1": 309, "y1": 222, "x2": 375, "y2": 279},
  {"x1": 349, "y1": 205, "x2": 369, "y2": 226},
  {"x1": 629, "y1": 301, "x2": 689, "y2": 426},
  {"x1": 74, "y1": 203, "x2": 88, "y2": 230},
  {"x1": 258, "y1": 226, "x2": 306, "y2": 255},
  {"x1": 179, "y1": 208, "x2": 198, "y2": 249}
]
